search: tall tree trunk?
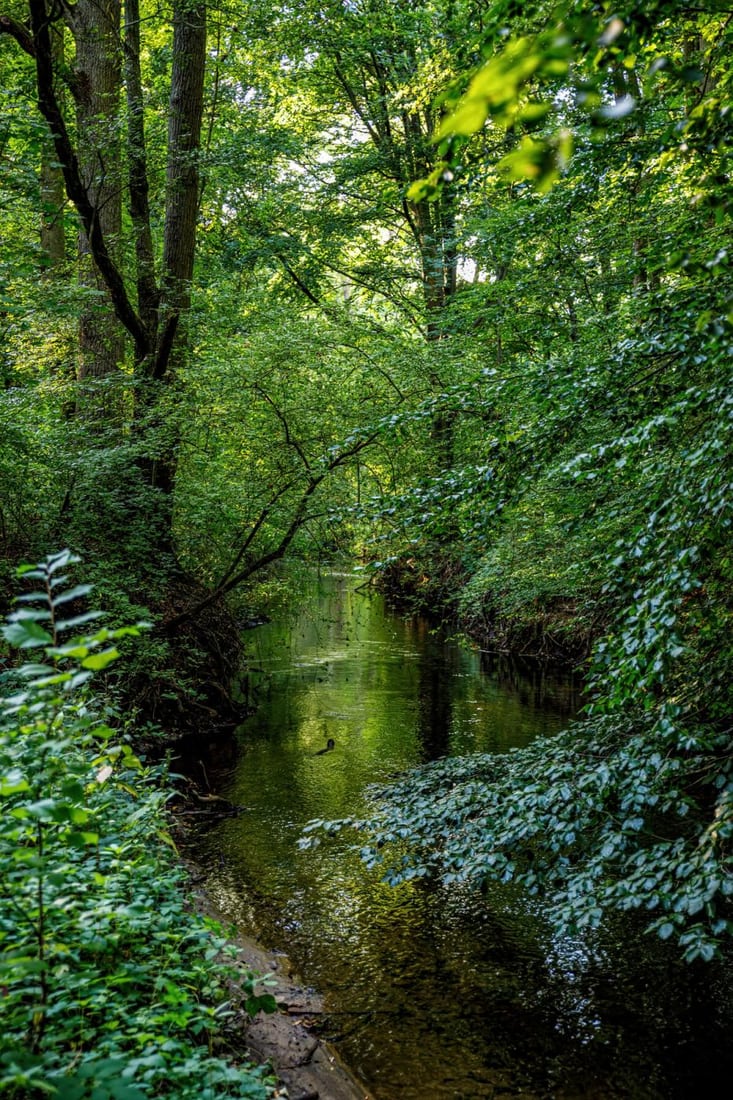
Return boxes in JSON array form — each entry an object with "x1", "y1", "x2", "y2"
[
  {"x1": 28, "y1": 0, "x2": 207, "y2": 562},
  {"x1": 69, "y1": 0, "x2": 125, "y2": 417},
  {"x1": 144, "y1": 0, "x2": 206, "y2": 502},
  {"x1": 40, "y1": 155, "x2": 65, "y2": 268},
  {"x1": 38, "y1": 17, "x2": 72, "y2": 414},
  {"x1": 409, "y1": 186, "x2": 458, "y2": 468},
  {"x1": 124, "y1": 0, "x2": 157, "y2": 339},
  {"x1": 159, "y1": 0, "x2": 206, "y2": 355},
  {"x1": 39, "y1": 20, "x2": 65, "y2": 270}
]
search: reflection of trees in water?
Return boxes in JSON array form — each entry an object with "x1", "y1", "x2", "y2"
[
  {"x1": 480, "y1": 651, "x2": 584, "y2": 718},
  {"x1": 414, "y1": 635, "x2": 582, "y2": 763},
  {"x1": 415, "y1": 630, "x2": 456, "y2": 761},
  {"x1": 189, "y1": 573, "x2": 733, "y2": 1100}
]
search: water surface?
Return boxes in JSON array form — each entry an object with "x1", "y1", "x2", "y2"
[{"x1": 191, "y1": 571, "x2": 731, "y2": 1098}]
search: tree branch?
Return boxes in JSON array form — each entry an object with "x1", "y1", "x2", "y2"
[
  {"x1": 0, "y1": 15, "x2": 35, "y2": 55},
  {"x1": 161, "y1": 433, "x2": 379, "y2": 631},
  {"x1": 151, "y1": 313, "x2": 179, "y2": 380},
  {"x1": 253, "y1": 383, "x2": 313, "y2": 474},
  {"x1": 278, "y1": 257, "x2": 321, "y2": 306},
  {"x1": 332, "y1": 55, "x2": 383, "y2": 146}
]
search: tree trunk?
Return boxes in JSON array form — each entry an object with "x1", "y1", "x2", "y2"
[
  {"x1": 28, "y1": 0, "x2": 207, "y2": 559},
  {"x1": 124, "y1": 0, "x2": 158, "y2": 340},
  {"x1": 143, "y1": 0, "x2": 206, "y2": 500},
  {"x1": 39, "y1": 20, "x2": 65, "y2": 270},
  {"x1": 409, "y1": 186, "x2": 458, "y2": 468},
  {"x1": 160, "y1": 0, "x2": 206, "y2": 349},
  {"x1": 69, "y1": 0, "x2": 125, "y2": 417}
]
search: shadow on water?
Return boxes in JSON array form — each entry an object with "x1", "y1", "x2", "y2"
[{"x1": 188, "y1": 570, "x2": 732, "y2": 1099}]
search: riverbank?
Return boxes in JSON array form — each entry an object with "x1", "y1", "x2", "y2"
[
  {"x1": 180, "y1": 855, "x2": 373, "y2": 1100},
  {"x1": 376, "y1": 553, "x2": 600, "y2": 663}
]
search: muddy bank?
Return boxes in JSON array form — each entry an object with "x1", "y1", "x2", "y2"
[{"x1": 183, "y1": 860, "x2": 373, "y2": 1100}]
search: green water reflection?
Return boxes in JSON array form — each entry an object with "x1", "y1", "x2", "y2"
[{"x1": 191, "y1": 572, "x2": 732, "y2": 1099}]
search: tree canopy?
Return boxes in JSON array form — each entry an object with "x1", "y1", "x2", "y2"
[{"x1": 1, "y1": 0, "x2": 731, "y2": 978}]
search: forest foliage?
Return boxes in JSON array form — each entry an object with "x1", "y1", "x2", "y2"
[
  {"x1": 0, "y1": 551, "x2": 276, "y2": 1098},
  {"x1": 0, "y1": 4, "x2": 732, "y2": 1092}
]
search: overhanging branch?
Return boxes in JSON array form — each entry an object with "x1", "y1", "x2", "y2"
[
  {"x1": 161, "y1": 432, "x2": 379, "y2": 631},
  {"x1": 0, "y1": 15, "x2": 35, "y2": 55}
]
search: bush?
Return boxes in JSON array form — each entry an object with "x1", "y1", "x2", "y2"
[
  {"x1": 0, "y1": 551, "x2": 275, "y2": 1099},
  {"x1": 303, "y1": 709, "x2": 733, "y2": 961}
]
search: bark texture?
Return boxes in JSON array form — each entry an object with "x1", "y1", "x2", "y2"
[
  {"x1": 69, "y1": 0, "x2": 125, "y2": 395},
  {"x1": 39, "y1": 20, "x2": 66, "y2": 270}
]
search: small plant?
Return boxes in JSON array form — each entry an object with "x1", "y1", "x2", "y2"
[{"x1": 0, "y1": 551, "x2": 275, "y2": 1099}]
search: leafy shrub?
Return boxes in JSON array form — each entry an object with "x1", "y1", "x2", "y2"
[
  {"x1": 303, "y1": 709, "x2": 733, "y2": 961},
  {"x1": 0, "y1": 551, "x2": 275, "y2": 1099}
]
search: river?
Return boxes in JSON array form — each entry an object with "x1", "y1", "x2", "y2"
[{"x1": 190, "y1": 570, "x2": 732, "y2": 1099}]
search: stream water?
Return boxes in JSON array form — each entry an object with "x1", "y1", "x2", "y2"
[{"x1": 190, "y1": 571, "x2": 732, "y2": 1099}]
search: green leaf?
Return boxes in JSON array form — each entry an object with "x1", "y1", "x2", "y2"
[
  {"x1": 67, "y1": 831, "x2": 100, "y2": 847},
  {"x1": 0, "y1": 769, "x2": 30, "y2": 796},
  {"x1": 55, "y1": 611, "x2": 105, "y2": 632},
  {"x1": 81, "y1": 648, "x2": 120, "y2": 671},
  {"x1": 438, "y1": 96, "x2": 488, "y2": 138},
  {"x1": 2, "y1": 620, "x2": 53, "y2": 649},
  {"x1": 48, "y1": 550, "x2": 79, "y2": 573},
  {"x1": 17, "y1": 663, "x2": 55, "y2": 678},
  {"x1": 68, "y1": 671, "x2": 94, "y2": 689},
  {"x1": 52, "y1": 584, "x2": 94, "y2": 607}
]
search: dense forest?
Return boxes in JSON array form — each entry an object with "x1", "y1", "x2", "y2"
[{"x1": 1, "y1": 0, "x2": 731, "y2": 1095}]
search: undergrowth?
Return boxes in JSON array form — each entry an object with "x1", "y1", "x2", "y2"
[{"x1": 0, "y1": 551, "x2": 276, "y2": 1099}]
